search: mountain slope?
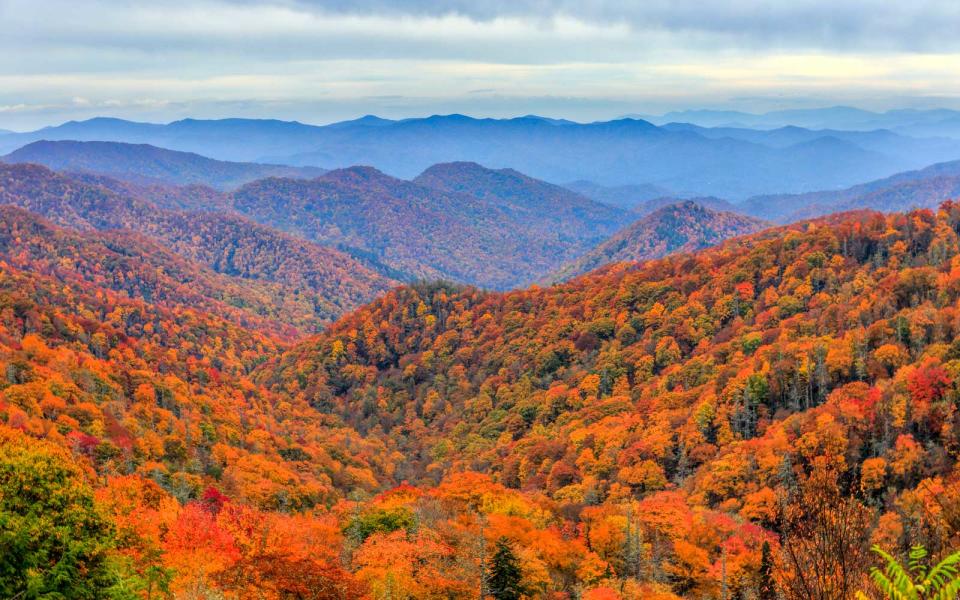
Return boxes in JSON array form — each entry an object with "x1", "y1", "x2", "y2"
[
  {"x1": 231, "y1": 165, "x2": 629, "y2": 289},
  {"x1": 6, "y1": 194, "x2": 960, "y2": 597},
  {"x1": 2, "y1": 140, "x2": 326, "y2": 190},
  {"x1": 550, "y1": 201, "x2": 769, "y2": 280},
  {"x1": 413, "y1": 160, "x2": 627, "y2": 241},
  {"x1": 0, "y1": 163, "x2": 394, "y2": 329},
  {"x1": 0, "y1": 206, "x2": 393, "y2": 505},
  {"x1": 0, "y1": 206, "x2": 312, "y2": 337},
  {"x1": 257, "y1": 203, "x2": 960, "y2": 596}
]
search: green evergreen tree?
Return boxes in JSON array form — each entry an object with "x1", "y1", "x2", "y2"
[
  {"x1": 758, "y1": 540, "x2": 777, "y2": 600},
  {"x1": 488, "y1": 536, "x2": 524, "y2": 600}
]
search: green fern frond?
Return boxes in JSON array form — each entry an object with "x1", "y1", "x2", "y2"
[
  {"x1": 871, "y1": 545, "x2": 918, "y2": 600},
  {"x1": 932, "y1": 576, "x2": 960, "y2": 600},
  {"x1": 864, "y1": 545, "x2": 960, "y2": 599},
  {"x1": 923, "y1": 549, "x2": 960, "y2": 594},
  {"x1": 870, "y1": 566, "x2": 915, "y2": 600},
  {"x1": 911, "y1": 545, "x2": 930, "y2": 580}
]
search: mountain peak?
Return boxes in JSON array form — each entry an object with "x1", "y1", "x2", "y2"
[
  {"x1": 320, "y1": 165, "x2": 396, "y2": 186},
  {"x1": 416, "y1": 161, "x2": 491, "y2": 178},
  {"x1": 551, "y1": 201, "x2": 767, "y2": 281}
]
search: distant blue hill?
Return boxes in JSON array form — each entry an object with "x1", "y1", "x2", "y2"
[
  {"x1": 1, "y1": 140, "x2": 326, "y2": 190},
  {"x1": 635, "y1": 106, "x2": 960, "y2": 138},
  {"x1": 738, "y1": 158, "x2": 960, "y2": 222},
  {"x1": 3, "y1": 113, "x2": 960, "y2": 198}
]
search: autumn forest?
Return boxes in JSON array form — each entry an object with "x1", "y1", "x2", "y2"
[{"x1": 1, "y1": 120, "x2": 960, "y2": 600}]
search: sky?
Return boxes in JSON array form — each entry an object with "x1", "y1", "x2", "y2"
[{"x1": 3, "y1": 0, "x2": 960, "y2": 130}]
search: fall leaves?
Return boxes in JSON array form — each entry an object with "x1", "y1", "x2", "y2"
[{"x1": 8, "y1": 195, "x2": 960, "y2": 597}]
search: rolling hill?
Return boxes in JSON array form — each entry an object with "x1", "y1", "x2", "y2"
[
  {"x1": 1, "y1": 156, "x2": 634, "y2": 290},
  {"x1": 0, "y1": 205, "x2": 320, "y2": 337},
  {"x1": 1, "y1": 140, "x2": 326, "y2": 190},
  {"x1": 550, "y1": 201, "x2": 769, "y2": 280},
  {"x1": 231, "y1": 164, "x2": 631, "y2": 289},
  {"x1": 413, "y1": 160, "x2": 626, "y2": 240},
  {"x1": 0, "y1": 163, "x2": 394, "y2": 330}
]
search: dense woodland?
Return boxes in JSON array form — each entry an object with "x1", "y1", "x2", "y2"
[
  {"x1": 3, "y1": 150, "x2": 960, "y2": 598},
  {"x1": 0, "y1": 158, "x2": 636, "y2": 291},
  {"x1": 231, "y1": 164, "x2": 628, "y2": 289},
  {"x1": 0, "y1": 163, "x2": 395, "y2": 332},
  {"x1": 550, "y1": 202, "x2": 767, "y2": 281}
]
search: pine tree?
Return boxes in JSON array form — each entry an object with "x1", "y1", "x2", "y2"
[
  {"x1": 758, "y1": 540, "x2": 776, "y2": 600},
  {"x1": 622, "y1": 506, "x2": 643, "y2": 579},
  {"x1": 488, "y1": 537, "x2": 524, "y2": 600}
]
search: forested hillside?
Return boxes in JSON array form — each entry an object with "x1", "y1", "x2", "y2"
[
  {"x1": 4, "y1": 159, "x2": 960, "y2": 598},
  {"x1": 551, "y1": 201, "x2": 768, "y2": 280},
  {"x1": 0, "y1": 217, "x2": 396, "y2": 595},
  {"x1": 0, "y1": 163, "x2": 395, "y2": 330},
  {"x1": 2, "y1": 157, "x2": 635, "y2": 289},
  {"x1": 10, "y1": 0, "x2": 960, "y2": 597},
  {"x1": 232, "y1": 165, "x2": 631, "y2": 288},
  {"x1": 257, "y1": 203, "x2": 960, "y2": 597}
]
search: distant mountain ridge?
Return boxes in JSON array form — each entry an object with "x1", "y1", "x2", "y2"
[
  {"x1": 658, "y1": 122, "x2": 960, "y2": 169},
  {"x1": 1, "y1": 140, "x2": 326, "y2": 190},
  {"x1": 738, "y1": 158, "x2": 960, "y2": 222},
  {"x1": 561, "y1": 180, "x2": 675, "y2": 210},
  {"x1": 634, "y1": 106, "x2": 960, "y2": 138},
  {"x1": 4, "y1": 113, "x2": 959, "y2": 198}
]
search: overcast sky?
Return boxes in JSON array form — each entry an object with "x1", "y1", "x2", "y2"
[{"x1": 3, "y1": 0, "x2": 960, "y2": 130}]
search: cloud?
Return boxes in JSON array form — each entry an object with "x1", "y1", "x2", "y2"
[
  {"x1": 252, "y1": 0, "x2": 960, "y2": 52},
  {"x1": 1, "y1": 0, "x2": 960, "y2": 129}
]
